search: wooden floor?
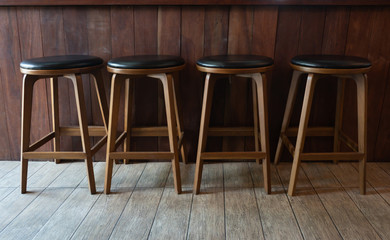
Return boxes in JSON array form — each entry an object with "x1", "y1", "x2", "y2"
[{"x1": 0, "y1": 160, "x2": 389, "y2": 240}]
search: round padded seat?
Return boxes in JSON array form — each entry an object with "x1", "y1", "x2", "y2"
[
  {"x1": 108, "y1": 55, "x2": 185, "y2": 69},
  {"x1": 196, "y1": 55, "x2": 274, "y2": 69},
  {"x1": 20, "y1": 55, "x2": 103, "y2": 70},
  {"x1": 291, "y1": 55, "x2": 371, "y2": 69}
]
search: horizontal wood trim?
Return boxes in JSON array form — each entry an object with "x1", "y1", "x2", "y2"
[
  {"x1": 60, "y1": 126, "x2": 106, "y2": 136},
  {"x1": 196, "y1": 65, "x2": 273, "y2": 74},
  {"x1": 23, "y1": 152, "x2": 87, "y2": 159},
  {"x1": 285, "y1": 127, "x2": 334, "y2": 137},
  {"x1": 2, "y1": 0, "x2": 389, "y2": 6},
  {"x1": 131, "y1": 127, "x2": 169, "y2": 136},
  {"x1": 20, "y1": 64, "x2": 103, "y2": 75},
  {"x1": 109, "y1": 152, "x2": 174, "y2": 160},
  {"x1": 301, "y1": 152, "x2": 364, "y2": 161},
  {"x1": 201, "y1": 152, "x2": 266, "y2": 160},
  {"x1": 28, "y1": 132, "x2": 55, "y2": 152},
  {"x1": 290, "y1": 64, "x2": 371, "y2": 75},
  {"x1": 107, "y1": 65, "x2": 185, "y2": 75},
  {"x1": 207, "y1": 127, "x2": 255, "y2": 137}
]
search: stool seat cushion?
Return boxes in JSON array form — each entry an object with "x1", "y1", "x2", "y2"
[
  {"x1": 20, "y1": 55, "x2": 103, "y2": 70},
  {"x1": 196, "y1": 55, "x2": 274, "y2": 69},
  {"x1": 291, "y1": 55, "x2": 371, "y2": 69},
  {"x1": 108, "y1": 55, "x2": 185, "y2": 69}
]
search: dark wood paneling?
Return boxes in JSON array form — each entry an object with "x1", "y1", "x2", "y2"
[
  {"x1": 1, "y1": 5, "x2": 390, "y2": 162},
  {"x1": 133, "y1": 6, "x2": 158, "y2": 152},
  {"x1": 1, "y1": 0, "x2": 390, "y2": 6},
  {"x1": 40, "y1": 7, "x2": 71, "y2": 152},
  {"x1": 0, "y1": 7, "x2": 21, "y2": 159},
  {"x1": 181, "y1": 6, "x2": 205, "y2": 162},
  {"x1": 17, "y1": 7, "x2": 51, "y2": 154}
]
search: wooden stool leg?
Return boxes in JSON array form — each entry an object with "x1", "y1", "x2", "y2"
[
  {"x1": 353, "y1": 73, "x2": 367, "y2": 195},
  {"x1": 172, "y1": 76, "x2": 186, "y2": 164},
  {"x1": 288, "y1": 73, "x2": 318, "y2": 196},
  {"x1": 253, "y1": 73, "x2": 271, "y2": 194},
  {"x1": 50, "y1": 77, "x2": 61, "y2": 164},
  {"x1": 194, "y1": 73, "x2": 216, "y2": 194},
  {"x1": 123, "y1": 78, "x2": 134, "y2": 164},
  {"x1": 69, "y1": 73, "x2": 96, "y2": 194},
  {"x1": 252, "y1": 80, "x2": 260, "y2": 165},
  {"x1": 104, "y1": 74, "x2": 125, "y2": 194},
  {"x1": 20, "y1": 75, "x2": 37, "y2": 193},
  {"x1": 159, "y1": 73, "x2": 182, "y2": 194},
  {"x1": 333, "y1": 78, "x2": 346, "y2": 163},
  {"x1": 91, "y1": 70, "x2": 109, "y2": 131},
  {"x1": 274, "y1": 70, "x2": 303, "y2": 165}
]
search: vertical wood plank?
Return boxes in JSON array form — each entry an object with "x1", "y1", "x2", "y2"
[
  {"x1": 203, "y1": 7, "x2": 229, "y2": 153},
  {"x1": 157, "y1": 6, "x2": 181, "y2": 152},
  {"x1": 40, "y1": 6, "x2": 71, "y2": 152},
  {"x1": 269, "y1": 7, "x2": 301, "y2": 161},
  {"x1": 0, "y1": 73, "x2": 11, "y2": 159},
  {"x1": 224, "y1": 6, "x2": 253, "y2": 152},
  {"x1": 62, "y1": 6, "x2": 90, "y2": 153},
  {"x1": 17, "y1": 7, "x2": 50, "y2": 152},
  {"x1": 181, "y1": 6, "x2": 205, "y2": 163},
  {"x1": 132, "y1": 6, "x2": 159, "y2": 154},
  {"x1": 87, "y1": 7, "x2": 112, "y2": 161}
]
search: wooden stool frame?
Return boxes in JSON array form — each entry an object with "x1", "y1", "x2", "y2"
[
  {"x1": 104, "y1": 65, "x2": 185, "y2": 194},
  {"x1": 274, "y1": 64, "x2": 370, "y2": 196},
  {"x1": 193, "y1": 65, "x2": 273, "y2": 194},
  {"x1": 20, "y1": 64, "x2": 109, "y2": 194}
]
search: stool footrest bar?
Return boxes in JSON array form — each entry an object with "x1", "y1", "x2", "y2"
[
  {"x1": 28, "y1": 132, "x2": 55, "y2": 151},
  {"x1": 131, "y1": 127, "x2": 168, "y2": 136},
  {"x1": 301, "y1": 152, "x2": 364, "y2": 161},
  {"x1": 201, "y1": 151, "x2": 266, "y2": 160},
  {"x1": 285, "y1": 127, "x2": 334, "y2": 137},
  {"x1": 207, "y1": 127, "x2": 254, "y2": 137},
  {"x1": 60, "y1": 126, "x2": 106, "y2": 136},
  {"x1": 109, "y1": 152, "x2": 174, "y2": 160},
  {"x1": 23, "y1": 151, "x2": 87, "y2": 159}
]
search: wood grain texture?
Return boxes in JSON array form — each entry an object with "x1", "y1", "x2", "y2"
[
  {"x1": 109, "y1": 188, "x2": 163, "y2": 239},
  {"x1": 0, "y1": 188, "x2": 73, "y2": 239},
  {"x1": 1, "y1": 5, "x2": 390, "y2": 162},
  {"x1": 2, "y1": 0, "x2": 390, "y2": 6},
  {"x1": 148, "y1": 187, "x2": 192, "y2": 240},
  {"x1": 70, "y1": 188, "x2": 133, "y2": 240}
]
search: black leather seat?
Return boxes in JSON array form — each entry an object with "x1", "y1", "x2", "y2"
[
  {"x1": 108, "y1": 55, "x2": 185, "y2": 69},
  {"x1": 291, "y1": 55, "x2": 371, "y2": 69},
  {"x1": 20, "y1": 55, "x2": 103, "y2": 70},
  {"x1": 196, "y1": 55, "x2": 274, "y2": 69}
]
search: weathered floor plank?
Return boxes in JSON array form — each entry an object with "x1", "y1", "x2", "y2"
[
  {"x1": 148, "y1": 188, "x2": 192, "y2": 240},
  {"x1": 0, "y1": 161, "x2": 19, "y2": 179},
  {"x1": 0, "y1": 161, "x2": 46, "y2": 187},
  {"x1": 0, "y1": 188, "x2": 73, "y2": 240}
]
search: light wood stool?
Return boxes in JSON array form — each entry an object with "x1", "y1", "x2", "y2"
[
  {"x1": 193, "y1": 55, "x2": 273, "y2": 194},
  {"x1": 104, "y1": 55, "x2": 186, "y2": 194},
  {"x1": 274, "y1": 55, "x2": 371, "y2": 196},
  {"x1": 20, "y1": 55, "x2": 109, "y2": 194}
]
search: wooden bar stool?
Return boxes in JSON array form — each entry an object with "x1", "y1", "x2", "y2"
[
  {"x1": 274, "y1": 55, "x2": 371, "y2": 196},
  {"x1": 193, "y1": 55, "x2": 273, "y2": 194},
  {"x1": 104, "y1": 55, "x2": 185, "y2": 194},
  {"x1": 20, "y1": 55, "x2": 109, "y2": 194}
]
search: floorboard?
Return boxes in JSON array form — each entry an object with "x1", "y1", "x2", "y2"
[{"x1": 0, "y1": 161, "x2": 388, "y2": 240}]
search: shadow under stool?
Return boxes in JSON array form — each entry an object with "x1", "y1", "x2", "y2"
[
  {"x1": 104, "y1": 55, "x2": 186, "y2": 194},
  {"x1": 20, "y1": 55, "x2": 109, "y2": 194},
  {"x1": 274, "y1": 55, "x2": 371, "y2": 196},
  {"x1": 193, "y1": 55, "x2": 274, "y2": 194}
]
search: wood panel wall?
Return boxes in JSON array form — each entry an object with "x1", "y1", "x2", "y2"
[{"x1": 1, "y1": 5, "x2": 389, "y2": 162}]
